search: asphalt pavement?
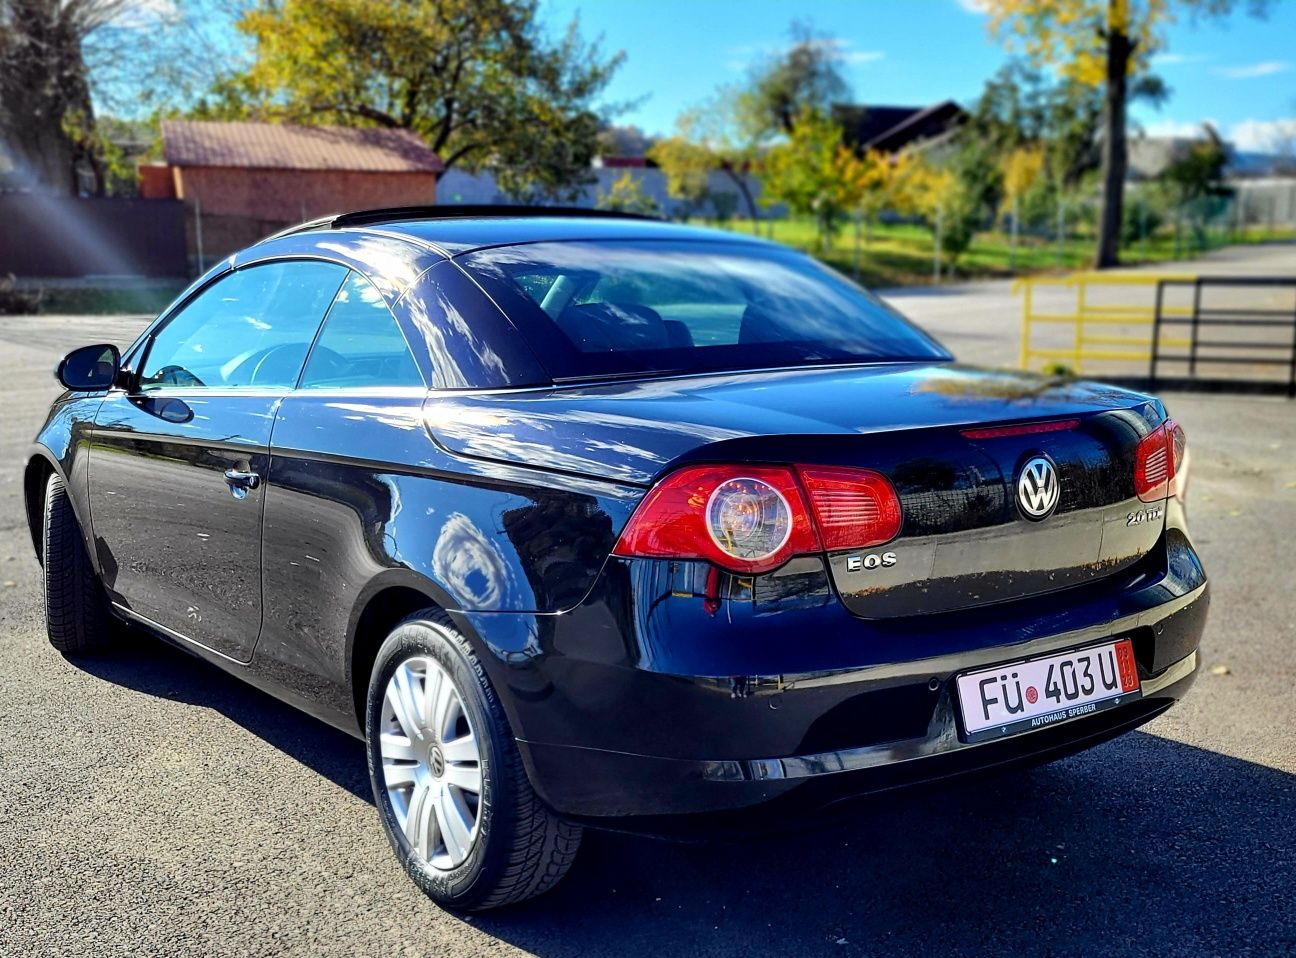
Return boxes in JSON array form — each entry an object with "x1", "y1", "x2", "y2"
[{"x1": 0, "y1": 253, "x2": 1293, "y2": 957}]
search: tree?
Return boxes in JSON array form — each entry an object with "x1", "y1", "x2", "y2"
[
  {"x1": 982, "y1": 0, "x2": 1266, "y2": 269},
  {"x1": 595, "y1": 170, "x2": 659, "y2": 216},
  {"x1": 0, "y1": 0, "x2": 109, "y2": 193},
  {"x1": 0, "y1": 0, "x2": 243, "y2": 194},
  {"x1": 739, "y1": 20, "x2": 850, "y2": 139},
  {"x1": 894, "y1": 154, "x2": 978, "y2": 276},
  {"x1": 1001, "y1": 144, "x2": 1045, "y2": 265},
  {"x1": 1001, "y1": 146, "x2": 1045, "y2": 213},
  {"x1": 1159, "y1": 123, "x2": 1230, "y2": 251},
  {"x1": 227, "y1": 0, "x2": 623, "y2": 201},
  {"x1": 850, "y1": 150, "x2": 903, "y2": 244},
  {"x1": 647, "y1": 135, "x2": 711, "y2": 220},
  {"x1": 760, "y1": 108, "x2": 859, "y2": 250},
  {"x1": 672, "y1": 89, "x2": 764, "y2": 223}
]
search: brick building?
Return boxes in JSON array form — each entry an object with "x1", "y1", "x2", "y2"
[{"x1": 142, "y1": 120, "x2": 443, "y2": 267}]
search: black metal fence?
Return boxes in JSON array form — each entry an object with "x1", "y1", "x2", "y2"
[
  {"x1": 0, "y1": 194, "x2": 187, "y2": 279},
  {"x1": 1151, "y1": 276, "x2": 1296, "y2": 398}
]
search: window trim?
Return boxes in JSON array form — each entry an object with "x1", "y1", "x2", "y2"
[{"x1": 130, "y1": 257, "x2": 350, "y2": 396}]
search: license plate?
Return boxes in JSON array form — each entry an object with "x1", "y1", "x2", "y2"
[{"x1": 955, "y1": 639, "x2": 1141, "y2": 743}]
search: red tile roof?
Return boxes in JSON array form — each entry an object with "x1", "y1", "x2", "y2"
[{"x1": 161, "y1": 120, "x2": 444, "y2": 173}]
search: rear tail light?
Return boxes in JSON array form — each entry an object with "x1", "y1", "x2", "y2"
[
  {"x1": 1168, "y1": 419, "x2": 1188, "y2": 500},
  {"x1": 797, "y1": 466, "x2": 903, "y2": 550},
  {"x1": 613, "y1": 463, "x2": 903, "y2": 574},
  {"x1": 613, "y1": 465, "x2": 819, "y2": 574},
  {"x1": 1134, "y1": 418, "x2": 1187, "y2": 502}
]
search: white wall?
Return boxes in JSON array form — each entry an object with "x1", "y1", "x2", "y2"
[{"x1": 436, "y1": 165, "x2": 775, "y2": 218}]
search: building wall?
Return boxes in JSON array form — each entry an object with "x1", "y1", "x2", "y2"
[
  {"x1": 173, "y1": 166, "x2": 439, "y2": 269},
  {"x1": 174, "y1": 166, "x2": 438, "y2": 220},
  {"x1": 1230, "y1": 178, "x2": 1296, "y2": 228},
  {"x1": 436, "y1": 166, "x2": 778, "y2": 218}
]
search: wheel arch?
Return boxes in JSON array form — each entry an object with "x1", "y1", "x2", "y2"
[
  {"x1": 23, "y1": 449, "x2": 62, "y2": 565},
  {"x1": 346, "y1": 572, "x2": 461, "y2": 733}
]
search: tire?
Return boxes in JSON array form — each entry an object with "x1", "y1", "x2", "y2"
[
  {"x1": 42, "y1": 473, "x2": 112, "y2": 654},
  {"x1": 365, "y1": 609, "x2": 581, "y2": 911}
]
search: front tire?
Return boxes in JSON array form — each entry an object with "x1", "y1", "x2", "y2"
[
  {"x1": 42, "y1": 473, "x2": 112, "y2": 654},
  {"x1": 365, "y1": 609, "x2": 581, "y2": 910}
]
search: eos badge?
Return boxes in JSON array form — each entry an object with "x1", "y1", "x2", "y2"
[{"x1": 846, "y1": 552, "x2": 897, "y2": 572}]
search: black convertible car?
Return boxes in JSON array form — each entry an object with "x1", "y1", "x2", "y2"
[{"x1": 27, "y1": 208, "x2": 1206, "y2": 910}]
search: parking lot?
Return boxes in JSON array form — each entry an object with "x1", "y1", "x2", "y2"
[{"x1": 1, "y1": 256, "x2": 1294, "y2": 956}]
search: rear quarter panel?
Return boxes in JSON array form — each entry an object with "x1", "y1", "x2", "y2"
[{"x1": 257, "y1": 389, "x2": 642, "y2": 726}]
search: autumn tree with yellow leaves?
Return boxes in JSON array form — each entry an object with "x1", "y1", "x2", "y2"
[
  {"x1": 1000, "y1": 145, "x2": 1046, "y2": 266},
  {"x1": 760, "y1": 108, "x2": 861, "y2": 250},
  {"x1": 980, "y1": 0, "x2": 1268, "y2": 268}
]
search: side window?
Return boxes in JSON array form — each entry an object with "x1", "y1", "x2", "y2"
[
  {"x1": 298, "y1": 272, "x2": 425, "y2": 389},
  {"x1": 139, "y1": 260, "x2": 348, "y2": 390}
]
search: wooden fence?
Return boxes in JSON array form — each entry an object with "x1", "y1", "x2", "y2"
[{"x1": 0, "y1": 194, "x2": 187, "y2": 279}]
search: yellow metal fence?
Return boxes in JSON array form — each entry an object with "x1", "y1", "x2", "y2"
[{"x1": 1016, "y1": 273, "x2": 1196, "y2": 373}]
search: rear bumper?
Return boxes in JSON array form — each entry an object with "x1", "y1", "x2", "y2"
[
  {"x1": 461, "y1": 528, "x2": 1209, "y2": 823},
  {"x1": 518, "y1": 640, "x2": 1198, "y2": 824}
]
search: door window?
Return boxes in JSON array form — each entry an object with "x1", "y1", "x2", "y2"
[
  {"x1": 299, "y1": 272, "x2": 425, "y2": 389},
  {"x1": 139, "y1": 260, "x2": 348, "y2": 390}
]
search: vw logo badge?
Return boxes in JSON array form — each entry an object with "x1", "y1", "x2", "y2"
[{"x1": 1017, "y1": 456, "x2": 1060, "y2": 520}]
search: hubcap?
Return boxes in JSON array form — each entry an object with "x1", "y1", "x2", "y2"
[{"x1": 379, "y1": 656, "x2": 482, "y2": 870}]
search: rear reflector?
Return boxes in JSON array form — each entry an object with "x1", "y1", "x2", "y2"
[{"x1": 961, "y1": 419, "x2": 1079, "y2": 440}]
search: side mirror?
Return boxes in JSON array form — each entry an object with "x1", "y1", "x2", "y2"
[{"x1": 57, "y1": 344, "x2": 120, "y2": 391}]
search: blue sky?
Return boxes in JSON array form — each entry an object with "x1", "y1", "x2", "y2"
[{"x1": 543, "y1": 0, "x2": 1296, "y2": 152}]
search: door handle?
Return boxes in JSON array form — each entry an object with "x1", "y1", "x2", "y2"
[{"x1": 223, "y1": 468, "x2": 261, "y2": 490}]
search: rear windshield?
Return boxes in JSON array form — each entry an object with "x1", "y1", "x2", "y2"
[{"x1": 459, "y1": 240, "x2": 949, "y2": 381}]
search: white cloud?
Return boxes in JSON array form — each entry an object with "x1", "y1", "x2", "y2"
[
  {"x1": 839, "y1": 48, "x2": 886, "y2": 65},
  {"x1": 955, "y1": 0, "x2": 989, "y2": 13},
  {"x1": 1139, "y1": 119, "x2": 1216, "y2": 139},
  {"x1": 725, "y1": 37, "x2": 885, "y2": 72},
  {"x1": 1151, "y1": 52, "x2": 1211, "y2": 66},
  {"x1": 1214, "y1": 60, "x2": 1292, "y2": 79},
  {"x1": 1137, "y1": 117, "x2": 1296, "y2": 153},
  {"x1": 1227, "y1": 118, "x2": 1296, "y2": 153},
  {"x1": 804, "y1": 37, "x2": 885, "y2": 66}
]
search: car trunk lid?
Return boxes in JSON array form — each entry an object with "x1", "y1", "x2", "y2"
[{"x1": 424, "y1": 363, "x2": 1169, "y2": 616}]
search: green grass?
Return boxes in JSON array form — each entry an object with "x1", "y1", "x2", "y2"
[
  {"x1": 5, "y1": 219, "x2": 1292, "y2": 318},
  {"x1": 713, "y1": 218, "x2": 1296, "y2": 288},
  {"x1": 23, "y1": 283, "x2": 187, "y2": 316}
]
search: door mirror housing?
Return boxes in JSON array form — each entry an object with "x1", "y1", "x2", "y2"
[{"x1": 57, "y1": 344, "x2": 121, "y2": 391}]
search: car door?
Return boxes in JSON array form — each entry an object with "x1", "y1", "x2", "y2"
[
  {"x1": 254, "y1": 269, "x2": 433, "y2": 714},
  {"x1": 89, "y1": 259, "x2": 349, "y2": 662}
]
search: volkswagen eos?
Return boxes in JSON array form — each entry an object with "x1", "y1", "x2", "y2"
[{"x1": 26, "y1": 208, "x2": 1207, "y2": 910}]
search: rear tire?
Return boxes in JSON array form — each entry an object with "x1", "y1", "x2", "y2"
[
  {"x1": 365, "y1": 609, "x2": 581, "y2": 911},
  {"x1": 42, "y1": 473, "x2": 112, "y2": 654}
]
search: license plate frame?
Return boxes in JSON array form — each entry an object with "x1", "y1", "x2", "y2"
[{"x1": 955, "y1": 638, "x2": 1141, "y2": 744}]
